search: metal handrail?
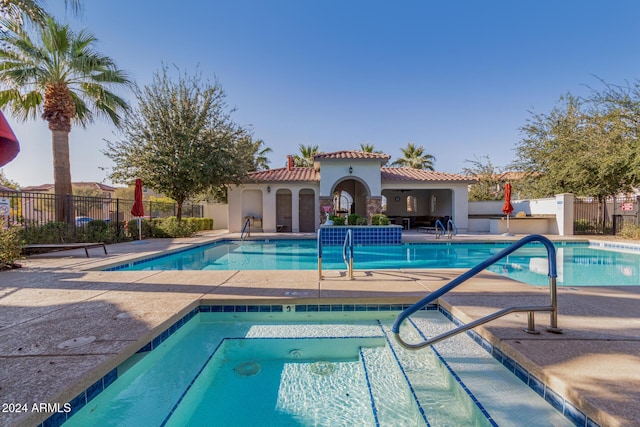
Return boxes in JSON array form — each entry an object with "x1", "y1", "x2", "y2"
[
  {"x1": 240, "y1": 218, "x2": 251, "y2": 241},
  {"x1": 317, "y1": 229, "x2": 323, "y2": 280},
  {"x1": 392, "y1": 234, "x2": 561, "y2": 350},
  {"x1": 434, "y1": 219, "x2": 446, "y2": 239},
  {"x1": 447, "y1": 219, "x2": 457, "y2": 238},
  {"x1": 342, "y1": 228, "x2": 354, "y2": 279}
]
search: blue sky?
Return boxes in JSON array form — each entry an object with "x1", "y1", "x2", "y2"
[{"x1": 4, "y1": 0, "x2": 640, "y2": 187}]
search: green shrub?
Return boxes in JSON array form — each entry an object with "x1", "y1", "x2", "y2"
[
  {"x1": 329, "y1": 215, "x2": 345, "y2": 226},
  {"x1": 183, "y1": 217, "x2": 213, "y2": 231},
  {"x1": 20, "y1": 221, "x2": 73, "y2": 244},
  {"x1": 574, "y1": 219, "x2": 595, "y2": 234},
  {"x1": 371, "y1": 214, "x2": 389, "y2": 225},
  {"x1": 356, "y1": 217, "x2": 368, "y2": 225},
  {"x1": 127, "y1": 219, "x2": 153, "y2": 239},
  {"x1": 155, "y1": 217, "x2": 197, "y2": 237},
  {"x1": 347, "y1": 214, "x2": 362, "y2": 225},
  {"x1": 619, "y1": 223, "x2": 640, "y2": 239},
  {"x1": 0, "y1": 226, "x2": 22, "y2": 269}
]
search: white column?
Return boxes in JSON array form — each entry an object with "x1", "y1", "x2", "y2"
[
  {"x1": 291, "y1": 188, "x2": 300, "y2": 232},
  {"x1": 555, "y1": 193, "x2": 574, "y2": 236}
]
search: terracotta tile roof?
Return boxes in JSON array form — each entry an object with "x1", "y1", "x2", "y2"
[
  {"x1": 21, "y1": 184, "x2": 54, "y2": 192},
  {"x1": 245, "y1": 167, "x2": 319, "y2": 183},
  {"x1": 381, "y1": 167, "x2": 476, "y2": 183},
  {"x1": 21, "y1": 182, "x2": 118, "y2": 192},
  {"x1": 313, "y1": 150, "x2": 391, "y2": 161}
]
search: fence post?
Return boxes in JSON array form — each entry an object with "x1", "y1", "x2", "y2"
[{"x1": 116, "y1": 198, "x2": 120, "y2": 239}]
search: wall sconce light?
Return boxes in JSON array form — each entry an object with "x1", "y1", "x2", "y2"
[
  {"x1": 349, "y1": 166, "x2": 353, "y2": 174},
  {"x1": 267, "y1": 186, "x2": 271, "y2": 193}
]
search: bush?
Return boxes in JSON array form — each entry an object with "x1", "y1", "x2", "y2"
[
  {"x1": 127, "y1": 218, "x2": 153, "y2": 239},
  {"x1": 155, "y1": 217, "x2": 197, "y2": 237},
  {"x1": 0, "y1": 226, "x2": 22, "y2": 269},
  {"x1": 347, "y1": 214, "x2": 362, "y2": 225},
  {"x1": 619, "y1": 223, "x2": 640, "y2": 239},
  {"x1": 20, "y1": 221, "x2": 73, "y2": 244},
  {"x1": 183, "y1": 217, "x2": 213, "y2": 231},
  {"x1": 356, "y1": 217, "x2": 368, "y2": 225},
  {"x1": 371, "y1": 214, "x2": 389, "y2": 225},
  {"x1": 329, "y1": 215, "x2": 345, "y2": 226},
  {"x1": 574, "y1": 219, "x2": 596, "y2": 234}
]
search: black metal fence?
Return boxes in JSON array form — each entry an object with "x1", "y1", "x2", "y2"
[
  {"x1": 574, "y1": 196, "x2": 639, "y2": 235},
  {"x1": 0, "y1": 190, "x2": 204, "y2": 243}
]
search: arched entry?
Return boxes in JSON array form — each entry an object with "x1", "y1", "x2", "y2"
[
  {"x1": 333, "y1": 178, "x2": 370, "y2": 218},
  {"x1": 241, "y1": 189, "x2": 263, "y2": 226},
  {"x1": 276, "y1": 189, "x2": 292, "y2": 232},
  {"x1": 298, "y1": 189, "x2": 315, "y2": 232}
]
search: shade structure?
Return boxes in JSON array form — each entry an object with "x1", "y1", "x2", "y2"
[
  {"x1": 131, "y1": 179, "x2": 144, "y2": 217},
  {"x1": 0, "y1": 110, "x2": 20, "y2": 167},
  {"x1": 502, "y1": 182, "x2": 514, "y2": 215}
]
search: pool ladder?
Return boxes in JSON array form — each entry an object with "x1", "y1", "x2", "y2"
[
  {"x1": 317, "y1": 228, "x2": 354, "y2": 280},
  {"x1": 392, "y1": 234, "x2": 562, "y2": 350},
  {"x1": 435, "y1": 219, "x2": 457, "y2": 239},
  {"x1": 240, "y1": 218, "x2": 251, "y2": 241}
]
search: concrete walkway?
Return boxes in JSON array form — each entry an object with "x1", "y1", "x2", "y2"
[{"x1": 1, "y1": 232, "x2": 638, "y2": 426}]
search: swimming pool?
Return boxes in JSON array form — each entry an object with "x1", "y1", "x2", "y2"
[
  {"x1": 109, "y1": 240, "x2": 640, "y2": 287},
  {"x1": 62, "y1": 307, "x2": 577, "y2": 426}
]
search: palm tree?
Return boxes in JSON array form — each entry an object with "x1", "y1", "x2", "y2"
[
  {"x1": 391, "y1": 142, "x2": 436, "y2": 170},
  {"x1": 359, "y1": 143, "x2": 382, "y2": 153},
  {"x1": 1, "y1": 0, "x2": 82, "y2": 25},
  {"x1": 292, "y1": 144, "x2": 319, "y2": 167},
  {"x1": 250, "y1": 138, "x2": 271, "y2": 171},
  {"x1": 0, "y1": 16, "x2": 131, "y2": 221}
]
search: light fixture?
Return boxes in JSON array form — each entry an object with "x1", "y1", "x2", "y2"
[
  {"x1": 267, "y1": 186, "x2": 271, "y2": 193},
  {"x1": 349, "y1": 166, "x2": 353, "y2": 174}
]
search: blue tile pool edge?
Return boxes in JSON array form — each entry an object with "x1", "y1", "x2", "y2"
[
  {"x1": 43, "y1": 303, "x2": 598, "y2": 427},
  {"x1": 101, "y1": 238, "x2": 592, "y2": 272}
]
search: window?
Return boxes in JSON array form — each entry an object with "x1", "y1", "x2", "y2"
[
  {"x1": 381, "y1": 195, "x2": 387, "y2": 212},
  {"x1": 406, "y1": 196, "x2": 417, "y2": 212}
]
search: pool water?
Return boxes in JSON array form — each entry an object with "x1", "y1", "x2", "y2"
[
  {"x1": 111, "y1": 240, "x2": 640, "y2": 287},
  {"x1": 64, "y1": 310, "x2": 573, "y2": 427}
]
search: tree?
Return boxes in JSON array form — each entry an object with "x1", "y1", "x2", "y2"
[
  {"x1": 105, "y1": 66, "x2": 254, "y2": 221},
  {"x1": 292, "y1": 144, "x2": 319, "y2": 167},
  {"x1": 0, "y1": 169, "x2": 19, "y2": 189},
  {"x1": 248, "y1": 137, "x2": 271, "y2": 171},
  {"x1": 512, "y1": 92, "x2": 640, "y2": 199},
  {"x1": 0, "y1": 0, "x2": 82, "y2": 25},
  {"x1": 359, "y1": 143, "x2": 382, "y2": 153},
  {"x1": 462, "y1": 155, "x2": 503, "y2": 201},
  {"x1": 391, "y1": 142, "x2": 435, "y2": 170},
  {"x1": 0, "y1": 16, "x2": 131, "y2": 221}
]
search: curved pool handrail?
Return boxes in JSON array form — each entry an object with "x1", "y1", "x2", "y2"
[
  {"x1": 240, "y1": 218, "x2": 251, "y2": 241},
  {"x1": 342, "y1": 228, "x2": 354, "y2": 279},
  {"x1": 392, "y1": 234, "x2": 560, "y2": 349},
  {"x1": 447, "y1": 219, "x2": 457, "y2": 237},
  {"x1": 434, "y1": 220, "x2": 446, "y2": 239}
]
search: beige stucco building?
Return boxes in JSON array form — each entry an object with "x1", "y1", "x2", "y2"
[{"x1": 227, "y1": 150, "x2": 475, "y2": 233}]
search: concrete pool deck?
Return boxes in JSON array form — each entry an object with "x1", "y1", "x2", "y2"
[{"x1": 1, "y1": 231, "x2": 638, "y2": 427}]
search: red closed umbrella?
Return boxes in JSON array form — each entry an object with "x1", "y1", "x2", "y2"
[
  {"x1": 0, "y1": 110, "x2": 20, "y2": 167},
  {"x1": 502, "y1": 182, "x2": 514, "y2": 235},
  {"x1": 131, "y1": 179, "x2": 144, "y2": 240}
]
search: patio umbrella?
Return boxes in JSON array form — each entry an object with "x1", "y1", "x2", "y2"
[
  {"x1": 131, "y1": 179, "x2": 144, "y2": 241},
  {"x1": 0, "y1": 110, "x2": 20, "y2": 167},
  {"x1": 502, "y1": 182, "x2": 514, "y2": 235}
]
